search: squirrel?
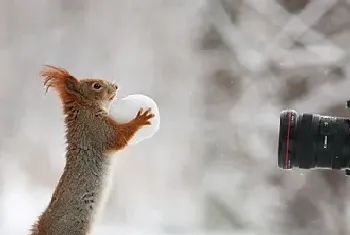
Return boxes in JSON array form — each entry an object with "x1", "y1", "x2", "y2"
[{"x1": 30, "y1": 65, "x2": 154, "y2": 235}]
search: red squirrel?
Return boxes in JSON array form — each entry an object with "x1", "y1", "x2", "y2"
[{"x1": 30, "y1": 65, "x2": 154, "y2": 235}]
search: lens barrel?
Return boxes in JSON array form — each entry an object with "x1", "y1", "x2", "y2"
[{"x1": 278, "y1": 110, "x2": 350, "y2": 171}]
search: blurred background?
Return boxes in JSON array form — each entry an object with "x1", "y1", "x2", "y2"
[{"x1": 1, "y1": 0, "x2": 350, "y2": 234}]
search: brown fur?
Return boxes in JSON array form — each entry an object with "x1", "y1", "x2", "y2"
[{"x1": 30, "y1": 65, "x2": 154, "y2": 235}]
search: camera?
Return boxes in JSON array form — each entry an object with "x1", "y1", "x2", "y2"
[{"x1": 278, "y1": 101, "x2": 350, "y2": 176}]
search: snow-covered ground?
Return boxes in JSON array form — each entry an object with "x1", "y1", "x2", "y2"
[{"x1": 1, "y1": 0, "x2": 350, "y2": 234}]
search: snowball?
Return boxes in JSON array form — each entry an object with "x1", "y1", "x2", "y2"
[{"x1": 109, "y1": 94, "x2": 160, "y2": 146}]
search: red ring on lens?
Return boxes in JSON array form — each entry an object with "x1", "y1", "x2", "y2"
[{"x1": 284, "y1": 112, "x2": 292, "y2": 169}]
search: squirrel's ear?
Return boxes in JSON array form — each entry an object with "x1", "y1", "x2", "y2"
[
  {"x1": 41, "y1": 65, "x2": 82, "y2": 102},
  {"x1": 65, "y1": 76, "x2": 80, "y2": 95}
]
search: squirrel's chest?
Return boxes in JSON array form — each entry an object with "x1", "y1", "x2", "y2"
[
  {"x1": 77, "y1": 155, "x2": 114, "y2": 213},
  {"x1": 62, "y1": 152, "x2": 115, "y2": 221}
]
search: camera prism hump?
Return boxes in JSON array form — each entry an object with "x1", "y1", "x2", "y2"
[{"x1": 347, "y1": 100, "x2": 350, "y2": 108}]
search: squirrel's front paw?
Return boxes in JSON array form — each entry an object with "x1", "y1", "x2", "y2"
[{"x1": 133, "y1": 107, "x2": 154, "y2": 127}]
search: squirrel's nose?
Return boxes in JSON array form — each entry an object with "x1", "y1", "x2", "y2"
[
  {"x1": 109, "y1": 83, "x2": 118, "y2": 93},
  {"x1": 108, "y1": 84, "x2": 117, "y2": 93}
]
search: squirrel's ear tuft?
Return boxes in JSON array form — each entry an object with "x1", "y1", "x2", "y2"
[{"x1": 40, "y1": 65, "x2": 81, "y2": 103}]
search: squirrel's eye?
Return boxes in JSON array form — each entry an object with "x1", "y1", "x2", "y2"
[{"x1": 92, "y1": 83, "x2": 102, "y2": 90}]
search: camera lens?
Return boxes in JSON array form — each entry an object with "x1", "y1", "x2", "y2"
[{"x1": 278, "y1": 110, "x2": 350, "y2": 170}]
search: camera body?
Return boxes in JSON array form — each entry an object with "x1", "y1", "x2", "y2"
[{"x1": 278, "y1": 101, "x2": 350, "y2": 176}]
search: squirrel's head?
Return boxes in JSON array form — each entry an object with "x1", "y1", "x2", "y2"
[
  {"x1": 40, "y1": 65, "x2": 118, "y2": 111},
  {"x1": 79, "y1": 79, "x2": 118, "y2": 109}
]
